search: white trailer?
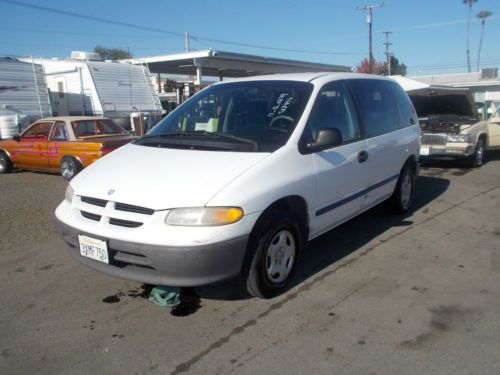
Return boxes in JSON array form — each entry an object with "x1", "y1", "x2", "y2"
[
  {"x1": 26, "y1": 53, "x2": 163, "y2": 133},
  {"x1": 0, "y1": 57, "x2": 52, "y2": 139}
]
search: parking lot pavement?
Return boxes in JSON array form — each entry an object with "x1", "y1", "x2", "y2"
[{"x1": 1, "y1": 153, "x2": 499, "y2": 375}]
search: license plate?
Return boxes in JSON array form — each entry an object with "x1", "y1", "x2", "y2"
[
  {"x1": 78, "y1": 235, "x2": 109, "y2": 264},
  {"x1": 420, "y1": 147, "x2": 430, "y2": 156}
]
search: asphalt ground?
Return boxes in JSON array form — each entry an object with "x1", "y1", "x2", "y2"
[{"x1": 1, "y1": 152, "x2": 499, "y2": 375}]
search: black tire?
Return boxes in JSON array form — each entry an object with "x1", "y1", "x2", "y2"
[
  {"x1": 60, "y1": 156, "x2": 82, "y2": 181},
  {"x1": 468, "y1": 138, "x2": 485, "y2": 168},
  {"x1": 0, "y1": 151, "x2": 13, "y2": 174},
  {"x1": 388, "y1": 166, "x2": 415, "y2": 214},
  {"x1": 243, "y1": 211, "x2": 302, "y2": 299}
]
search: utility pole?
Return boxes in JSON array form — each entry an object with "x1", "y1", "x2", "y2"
[
  {"x1": 184, "y1": 32, "x2": 191, "y2": 52},
  {"x1": 383, "y1": 31, "x2": 392, "y2": 75},
  {"x1": 357, "y1": 3, "x2": 384, "y2": 74}
]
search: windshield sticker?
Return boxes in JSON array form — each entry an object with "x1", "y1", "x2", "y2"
[{"x1": 268, "y1": 93, "x2": 295, "y2": 118}]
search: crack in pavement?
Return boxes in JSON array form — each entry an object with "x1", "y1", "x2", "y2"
[{"x1": 170, "y1": 184, "x2": 500, "y2": 375}]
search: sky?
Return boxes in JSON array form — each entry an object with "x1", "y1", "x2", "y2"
[{"x1": 1, "y1": 0, "x2": 500, "y2": 77}]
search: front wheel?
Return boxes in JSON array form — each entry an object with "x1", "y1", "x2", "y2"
[
  {"x1": 468, "y1": 138, "x2": 485, "y2": 168},
  {"x1": 60, "y1": 157, "x2": 82, "y2": 181},
  {"x1": 0, "y1": 151, "x2": 13, "y2": 174},
  {"x1": 388, "y1": 166, "x2": 415, "y2": 214},
  {"x1": 243, "y1": 212, "x2": 302, "y2": 299}
]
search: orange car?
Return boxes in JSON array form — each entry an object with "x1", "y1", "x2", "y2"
[{"x1": 0, "y1": 116, "x2": 133, "y2": 180}]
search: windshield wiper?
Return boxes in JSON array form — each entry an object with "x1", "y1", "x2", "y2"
[
  {"x1": 135, "y1": 130, "x2": 259, "y2": 151},
  {"x1": 191, "y1": 131, "x2": 258, "y2": 147},
  {"x1": 140, "y1": 131, "x2": 258, "y2": 149}
]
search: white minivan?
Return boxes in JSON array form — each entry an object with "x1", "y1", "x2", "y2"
[{"x1": 55, "y1": 73, "x2": 420, "y2": 298}]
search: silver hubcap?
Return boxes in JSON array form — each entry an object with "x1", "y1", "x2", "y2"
[
  {"x1": 61, "y1": 160, "x2": 73, "y2": 179},
  {"x1": 0, "y1": 155, "x2": 5, "y2": 172},
  {"x1": 400, "y1": 173, "x2": 413, "y2": 208},
  {"x1": 476, "y1": 143, "x2": 484, "y2": 165},
  {"x1": 265, "y1": 229, "x2": 296, "y2": 284}
]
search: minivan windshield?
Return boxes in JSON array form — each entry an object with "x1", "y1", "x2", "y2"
[{"x1": 136, "y1": 81, "x2": 313, "y2": 152}]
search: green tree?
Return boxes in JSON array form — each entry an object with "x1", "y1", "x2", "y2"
[
  {"x1": 463, "y1": 0, "x2": 478, "y2": 72},
  {"x1": 163, "y1": 78, "x2": 178, "y2": 92},
  {"x1": 93, "y1": 45, "x2": 132, "y2": 60},
  {"x1": 476, "y1": 10, "x2": 493, "y2": 70},
  {"x1": 381, "y1": 56, "x2": 407, "y2": 76}
]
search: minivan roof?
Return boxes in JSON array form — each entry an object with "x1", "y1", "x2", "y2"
[{"x1": 213, "y1": 72, "x2": 394, "y2": 85}]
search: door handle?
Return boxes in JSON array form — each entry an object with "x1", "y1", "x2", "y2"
[{"x1": 357, "y1": 150, "x2": 368, "y2": 163}]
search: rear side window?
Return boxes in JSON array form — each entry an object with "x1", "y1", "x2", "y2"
[
  {"x1": 348, "y1": 79, "x2": 399, "y2": 137},
  {"x1": 50, "y1": 121, "x2": 68, "y2": 141},
  {"x1": 385, "y1": 80, "x2": 418, "y2": 129},
  {"x1": 72, "y1": 119, "x2": 127, "y2": 138}
]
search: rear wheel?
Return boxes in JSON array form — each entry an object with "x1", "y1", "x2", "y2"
[
  {"x1": 389, "y1": 166, "x2": 415, "y2": 214},
  {"x1": 243, "y1": 212, "x2": 302, "y2": 299},
  {"x1": 0, "y1": 151, "x2": 13, "y2": 174},
  {"x1": 468, "y1": 138, "x2": 485, "y2": 168},
  {"x1": 60, "y1": 156, "x2": 82, "y2": 181}
]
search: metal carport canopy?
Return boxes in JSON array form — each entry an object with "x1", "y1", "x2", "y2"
[{"x1": 125, "y1": 49, "x2": 352, "y2": 79}]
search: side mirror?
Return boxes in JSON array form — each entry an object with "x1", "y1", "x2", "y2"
[
  {"x1": 12, "y1": 135, "x2": 20, "y2": 142},
  {"x1": 303, "y1": 128, "x2": 343, "y2": 153}
]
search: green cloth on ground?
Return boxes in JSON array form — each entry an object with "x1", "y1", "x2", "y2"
[{"x1": 148, "y1": 286, "x2": 181, "y2": 307}]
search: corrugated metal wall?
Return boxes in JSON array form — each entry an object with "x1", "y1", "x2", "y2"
[
  {"x1": 0, "y1": 58, "x2": 52, "y2": 137},
  {"x1": 87, "y1": 61, "x2": 162, "y2": 114},
  {"x1": 0, "y1": 58, "x2": 52, "y2": 119}
]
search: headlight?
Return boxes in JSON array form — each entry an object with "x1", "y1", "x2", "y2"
[
  {"x1": 165, "y1": 207, "x2": 244, "y2": 226},
  {"x1": 447, "y1": 134, "x2": 471, "y2": 143},
  {"x1": 65, "y1": 184, "x2": 74, "y2": 203}
]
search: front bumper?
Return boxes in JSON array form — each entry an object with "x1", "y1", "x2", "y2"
[
  {"x1": 420, "y1": 144, "x2": 474, "y2": 159},
  {"x1": 55, "y1": 218, "x2": 249, "y2": 287}
]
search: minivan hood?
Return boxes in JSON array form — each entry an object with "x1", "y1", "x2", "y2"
[{"x1": 72, "y1": 143, "x2": 269, "y2": 209}]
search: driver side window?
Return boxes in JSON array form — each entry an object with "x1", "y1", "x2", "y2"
[
  {"x1": 305, "y1": 81, "x2": 360, "y2": 144},
  {"x1": 22, "y1": 122, "x2": 53, "y2": 140}
]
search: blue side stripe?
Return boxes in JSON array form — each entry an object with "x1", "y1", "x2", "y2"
[{"x1": 315, "y1": 173, "x2": 400, "y2": 216}]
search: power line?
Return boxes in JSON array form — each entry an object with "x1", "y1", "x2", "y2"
[
  {"x1": 377, "y1": 16, "x2": 500, "y2": 33},
  {"x1": 0, "y1": 0, "x2": 184, "y2": 37},
  {"x1": 0, "y1": 40, "x2": 178, "y2": 52},
  {"x1": 409, "y1": 57, "x2": 500, "y2": 70},
  {"x1": 407, "y1": 61, "x2": 500, "y2": 75},
  {"x1": 0, "y1": 0, "x2": 365, "y2": 56},
  {"x1": 0, "y1": 26, "x2": 187, "y2": 40}
]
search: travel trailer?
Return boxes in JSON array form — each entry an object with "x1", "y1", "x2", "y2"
[
  {"x1": 25, "y1": 52, "x2": 163, "y2": 134},
  {"x1": 0, "y1": 57, "x2": 52, "y2": 139}
]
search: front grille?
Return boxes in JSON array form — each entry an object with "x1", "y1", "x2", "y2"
[
  {"x1": 111, "y1": 250, "x2": 154, "y2": 269},
  {"x1": 109, "y1": 218, "x2": 143, "y2": 228},
  {"x1": 115, "y1": 202, "x2": 154, "y2": 215},
  {"x1": 81, "y1": 196, "x2": 107, "y2": 207},
  {"x1": 421, "y1": 133, "x2": 447, "y2": 145},
  {"x1": 78, "y1": 196, "x2": 153, "y2": 228},
  {"x1": 81, "y1": 211, "x2": 101, "y2": 221}
]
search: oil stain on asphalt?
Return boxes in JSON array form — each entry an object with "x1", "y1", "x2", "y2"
[
  {"x1": 101, "y1": 285, "x2": 202, "y2": 317},
  {"x1": 400, "y1": 304, "x2": 473, "y2": 349},
  {"x1": 171, "y1": 288, "x2": 201, "y2": 317},
  {"x1": 102, "y1": 284, "x2": 154, "y2": 304}
]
